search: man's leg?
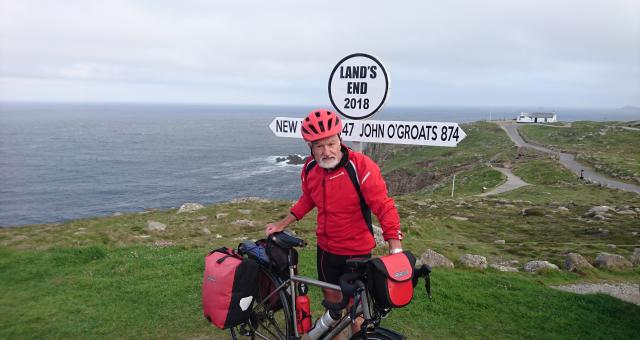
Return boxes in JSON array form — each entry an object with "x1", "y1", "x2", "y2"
[{"x1": 317, "y1": 247, "x2": 370, "y2": 338}]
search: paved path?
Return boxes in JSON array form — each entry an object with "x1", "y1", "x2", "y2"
[
  {"x1": 478, "y1": 166, "x2": 529, "y2": 196},
  {"x1": 497, "y1": 121, "x2": 640, "y2": 194}
]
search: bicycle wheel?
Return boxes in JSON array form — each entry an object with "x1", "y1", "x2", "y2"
[
  {"x1": 233, "y1": 267, "x2": 293, "y2": 339},
  {"x1": 349, "y1": 327, "x2": 405, "y2": 340}
]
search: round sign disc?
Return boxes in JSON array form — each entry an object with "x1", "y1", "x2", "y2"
[{"x1": 328, "y1": 53, "x2": 389, "y2": 120}]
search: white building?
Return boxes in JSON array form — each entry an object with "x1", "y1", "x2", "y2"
[{"x1": 516, "y1": 112, "x2": 557, "y2": 123}]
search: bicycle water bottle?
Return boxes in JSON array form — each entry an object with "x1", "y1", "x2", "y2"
[
  {"x1": 307, "y1": 309, "x2": 341, "y2": 339},
  {"x1": 296, "y1": 284, "x2": 312, "y2": 334}
]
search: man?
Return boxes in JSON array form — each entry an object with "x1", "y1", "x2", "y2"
[{"x1": 265, "y1": 109, "x2": 403, "y2": 332}]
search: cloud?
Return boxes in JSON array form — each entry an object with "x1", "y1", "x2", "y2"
[{"x1": 0, "y1": 0, "x2": 638, "y2": 106}]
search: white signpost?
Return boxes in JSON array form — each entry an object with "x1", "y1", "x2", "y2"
[
  {"x1": 269, "y1": 52, "x2": 467, "y2": 147},
  {"x1": 269, "y1": 117, "x2": 466, "y2": 147}
]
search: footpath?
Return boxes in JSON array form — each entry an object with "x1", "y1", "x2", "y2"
[
  {"x1": 497, "y1": 121, "x2": 640, "y2": 194},
  {"x1": 478, "y1": 166, "x2": 529, "y2": 196}
]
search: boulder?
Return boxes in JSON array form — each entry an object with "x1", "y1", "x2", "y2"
[
  {"x1": 419, "y1": 249, "x2": 454, "y2": 269},
  {"x1": 631, "y1": 248, "x2": 640, "y2": 266},
  {"x1": 593, "y1": 252, "x2": 633, "y2": 270},
  {"x1": 494, "y1": 240, "x2": 506, "y2": 244},
  {"x1": 372, "y1": 225, "x2": 385, "y2": 247},
  {"x1": 489, "y1": 264, "x2": 519, "y2": 272},
  {"x1": 216, "y1": 213, "x2": 229, "y2": 219},
  {"x1": 459, "y1": 254, "x2": 488, "y2": 269},
  {"x1": 557, "y1": 207, "x2": 570, "y2": 213},
  {"x1": 451, "y1": 216, "x2": 469, "y2": 221},
  {"x1": 521, "y1": 208, "x2": 545, "y2": 216},
  {"x1": 584, "y1": 206, "x2": 613, "y2": 218},
  {"x1": 147, "y1": 221, "x2": 167, "y2": 231},
  {"x1": 201, "y1": 228, "x2": 211, "y2": 235},
  {"x1": 195, "y1": 216, "x2": 208, "y2": 221},
  {"x1": 177, "y1": 203, "x2": 204, "y2": 214},
  {"x1": 215, "y1": 234, "x2": 222, "y2": 239},
  {"x1": 238, "y1": 209, "x2": 252, "y2": 215},
  {"x1": 523, "y1": 260, "x2": 559, "y2": 273},
  {"x1": 588, "y1": 206, "x2": 613, "y2": 214},
  {"x1": 564, "y1": 253, "x2": 595, "y2": 272}
]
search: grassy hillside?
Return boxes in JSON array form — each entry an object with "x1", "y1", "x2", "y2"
[
  {"x1": 1, "y1": 244, "x2": 638, "y2": 339},
  {"x1": 366, "y1": 122, "x2": 516, "y2": 195},
  {"x1": 518, "y1": 121, "x2": 640, "y2": 184},
  {"x1": 1, "y1": 121, "x2": 639, "y2": 339}
]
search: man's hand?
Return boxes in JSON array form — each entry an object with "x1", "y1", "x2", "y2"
[
  {"x1": 265, "y1": 222, "x2": 286, "y2": 235},
  {"x1": 264, "y1": 213, "x2": 297, "y2": 235}
]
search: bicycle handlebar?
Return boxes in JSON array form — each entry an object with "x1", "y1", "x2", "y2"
[
  {"x1": 321, "y1": 272, "x2": 364, "y2": 311},
  {"x1": 269, "y1": 230, "x2": 306, "y2": 248}
]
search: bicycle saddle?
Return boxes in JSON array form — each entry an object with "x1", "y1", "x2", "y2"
[
  {"x1": 269, "y1": 230, "x2": 306, "y2": 249},
  {"x1": 345, "y1": 257, "x2": 370, "y2": 270}
]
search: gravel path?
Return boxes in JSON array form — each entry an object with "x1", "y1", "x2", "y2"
[{"x1": 550, "y1": 283, "x2": 640, "y2": 306}]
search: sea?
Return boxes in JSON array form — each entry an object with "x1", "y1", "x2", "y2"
[{"x1": 1, "y1": 102, "x2": 638, "y2": 227}]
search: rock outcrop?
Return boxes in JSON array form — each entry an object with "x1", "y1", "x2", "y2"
[
  {"x1": 419, "y1": 249, "x2": 454, "y2": 268},
  {"x1": 631, "y1": 248, "x2": 640, "y2": 266},
  {"x1": 147, "y1": 221, "x2": 167, "y2": 231},
  {"x1": 564, "y1": 253, "x2": 595, "y2": 272},
  {"x1": 177, "y1": 203, "x2": 204, "y2": 214},
  {"x1": 594, "y1": 252, "x2": 633, "y2": 270},
  {"x1": 523, "y1": 260, "x2": 559, "y2": 273},
  {"x1": 275, "y1": 154, "x2": 306, "y2": 165},
  {"x1": 459, "y1": 254, "x2": 488, "y2": 269}
]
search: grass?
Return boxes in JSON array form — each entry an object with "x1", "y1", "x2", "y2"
[
  {"x1": 419, "y1": 164, "x2": 506, "y2": 199},
  {"x1": 1, "y1": 245, "x2": 638, "y2": 340},
  {"x1": 518, "y1": 121, "x2": 640, "y2": 183}
]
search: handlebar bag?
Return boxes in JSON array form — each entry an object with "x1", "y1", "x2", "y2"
[
  {"x1": 266, "y1": 238, "x2": 298, "y2": 278},
  {"x1": 202, "y1": 247, "x2": 259, "y2": 329},
  {"x1": 368, "y1": 251, "x2": 416, "y2": 308}
]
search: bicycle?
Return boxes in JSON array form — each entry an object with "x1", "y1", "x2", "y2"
[{"x1": 230, "y1": 231, "x2": 432, "y2": 340}]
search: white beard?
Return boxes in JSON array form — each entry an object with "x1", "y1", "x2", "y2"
[{"x1": 318, "y1": 157, "x2": 340, "y2": 169}]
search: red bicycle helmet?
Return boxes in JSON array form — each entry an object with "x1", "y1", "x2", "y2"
[{"x1": 301, "y1": 109, "x2": 343, "y2": 142}]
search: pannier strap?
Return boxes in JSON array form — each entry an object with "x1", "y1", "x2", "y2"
[{"x1": 207, "y1": 247, "x2": 240, "y2": 264}]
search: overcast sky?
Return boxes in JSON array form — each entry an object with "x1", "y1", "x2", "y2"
[{"x1": 0, "y1": 0, "x2": 638, "y2": 108}]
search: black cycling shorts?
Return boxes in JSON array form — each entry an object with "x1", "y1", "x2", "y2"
[{"x1": 317, "y1": 246, "x2": 371, "y2": 285}]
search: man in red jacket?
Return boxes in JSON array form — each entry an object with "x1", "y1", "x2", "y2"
[{"x1": 265, "y1": 109, "x2": 403, "y2": 319}]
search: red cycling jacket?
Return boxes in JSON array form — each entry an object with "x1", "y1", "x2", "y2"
[{"x1": 290, "y1": 145, "x2": 402, "y2": 255}]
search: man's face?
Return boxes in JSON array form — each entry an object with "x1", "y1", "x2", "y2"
[{"x1": 310, "y1": 134, "x2": 342, "y2": 169}]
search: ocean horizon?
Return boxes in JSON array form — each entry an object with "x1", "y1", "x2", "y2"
[{"x1": 1, "y1": 102, "x2": 639, "y2": 227}]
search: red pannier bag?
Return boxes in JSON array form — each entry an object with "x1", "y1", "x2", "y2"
[
  {"x1": 368, "y1": 251, "x2": 417, "y2": 308},
  {"x1": 202, "y1": 247, "x2": 259, "y2": 329}
]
